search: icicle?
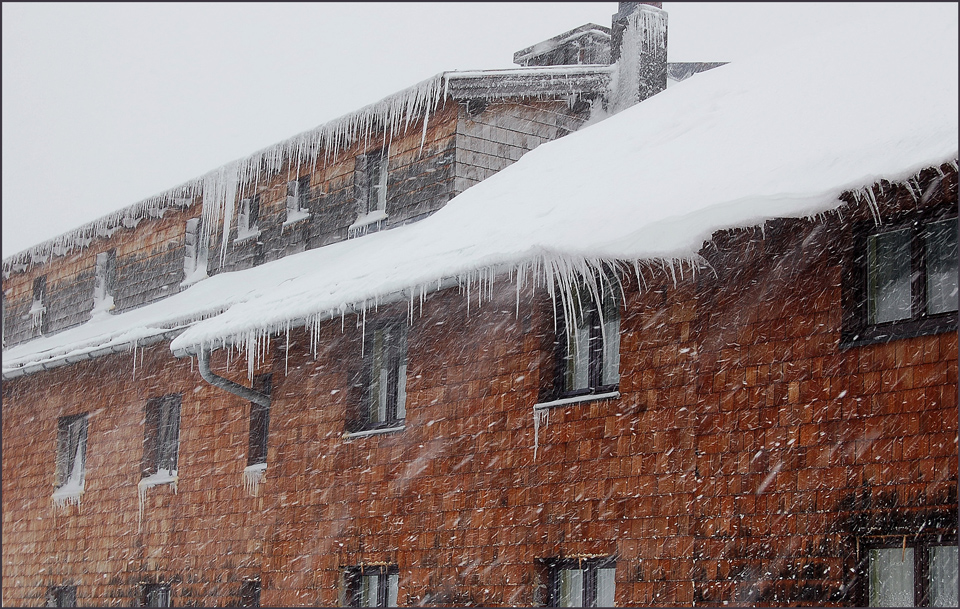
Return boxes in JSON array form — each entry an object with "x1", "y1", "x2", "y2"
[
  {"x1": 131, "y1": 339, "x2": 138, "y2": 381},
  {"x1": 533, "y1": 407, "x2": 550, "y2": 460},
  {"x1": 284, "y1": 322, "x2": 290, "y2": 376}
]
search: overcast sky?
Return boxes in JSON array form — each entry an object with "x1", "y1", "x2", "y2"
[{"x1": 2, "y1": 2, "x2": 885, "y2": 258}]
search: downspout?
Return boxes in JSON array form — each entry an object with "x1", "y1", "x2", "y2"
[{"x1": 197, "y1": 347, "x2": 270, "y2": 407}]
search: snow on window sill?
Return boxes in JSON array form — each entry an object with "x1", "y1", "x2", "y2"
[
  {"x1": 235, "y1": 229, "x2": 261, "y2": 244},
  {"x1": 138, "y1": 469, "x2": 178, "y2": 524},
  {"x1": 533, "y1": 390, "x2": 620, "y2": 411},
  {"x1": 283, "y1": 209, "x2": 311, "y2": 228},
  {"x1": 343, "y1": 424, "x2": 405, "y2": 439},
  {"x1": 348, "y1": 210, "x2": 388, "y2": 238},
  {"x1": 52, "y1": 479, "x2": 85, "y2": 508},
  {"x1": 180, "y1": 268, "x2": 209, "y2": 288},
  {"x1": 89, "y1": 294, "x2": 116, "y2": 319}
]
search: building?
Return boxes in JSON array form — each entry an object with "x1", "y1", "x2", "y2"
[{"x1": 2, "y1": 3, "x2": 958, "y2": 607}]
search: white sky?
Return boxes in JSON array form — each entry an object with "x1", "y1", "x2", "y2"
[{"x1": 2, "y1": 2, "x2": 883, "y2": 259}]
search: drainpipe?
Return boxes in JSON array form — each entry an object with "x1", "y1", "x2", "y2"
[{"x1": 197, "y1": 347, "x2": 270, "y2": 407}]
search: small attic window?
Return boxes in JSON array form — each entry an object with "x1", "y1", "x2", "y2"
[
  {"x1": 350, "y1": 148, "x2": 389, "y2": 238},
  {"x1": 285, "y1": 175, "x2": 311, "y2": 225},
  {"x1": 182, "y1": 217, "x2": 208, "y2": 285},
  {"x1": 91, "y1": 249, "x2": 117, "y2": 316},
  {"x1": 30, "y1": 275, "x2": 47, "y2": 334},
  {"x1": 238, "y1": 195, "x2": 261, "y2": 241}
]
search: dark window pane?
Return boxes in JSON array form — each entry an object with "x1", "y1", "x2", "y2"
[
  {"x1": 47, "y1": 585, "x2": 76, "y2": 607},
  {"x1": 365, "y1": 323, "x2": 406, "y2": 429},
  {"x1": 925, "y1": 218, "x2": 958, "y2": 315},
  {"x1": 239, "y1": 580, "x2": 261, "y2": 607},
  {"x1": 143, "y1": 395, "x2": 180, "y2": 476},
  {"x1": 142, "y1": 584, "x2": 171, "y2": 607},
  {"x1": 867, "y1": 228, "x2": 912, "y2": 324},
  {"x1": 56, "y1": 415, "x2": 88, "y2": 488}
]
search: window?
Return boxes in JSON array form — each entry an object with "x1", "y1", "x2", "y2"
[
  {"x1": 91, "y1": 249, "x2": 116, "y2": 315},
  {"x1": 545, "y1": 557, "x2": 616, "y2": 607},
  {"x1": 46, "y1": 585, "x2": 77, "y2": 607},
  {"x1": 31, "y1": 275, "x2": 47, "y2": 333},
  {"x1": 183, "y1": 217, "x2": 208, "y2": 282},
  {"x1": 239, "y1": 579, "x2": 261, "y2": 607},
  {"x1": 247, "y1": 374, "x2": 272, "y2": 466},
  {"x1": 238, "y1": 195, "x2": 261, "y2": 239},
  {"x1": 141, "y1": 394, "x2": 181, "y2": 478},
  {"x1": 867, "y1": 540, "x2": 958, "y2": 606},
  {"x1": 343, "y1": 565, "x2": 399, "y2": 607},
  {"x1": 55, "y1": 413, "x2": 88, "y2": 490},
  {"x1": 140, "y1": 583, "x2": 171, "y2": 607},
  {"x1": 349, "y1": 321, "x2": 407, "y2": 433},
  {"x1": 358, "y1": 148, "x2": 388, "y2": 215},
  {"x1": 555, "y1": 283, "x2": 620, "y2": 398},
  {"x1": 845, "y1": 212, "x2": 957, "y2": 345},
  {"x1": 285, "y1": 175, "x2": 311, "y2": 223},
  {"x1": 350, "y1": 148, "x2": 389, "y2": 237}
]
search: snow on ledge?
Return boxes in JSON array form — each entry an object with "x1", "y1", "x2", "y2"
[
  {"x1": 343, "y1": 425, "x2": 405, "y2": 439},
  {"x1": 242, "y1": 462, "x2": 267, "y2": 496},
  {"x1": 52, "y1": 479, "x2": 85, "y2": 510},
  {"x1": 138, "y1": 469, "x2": 178, "y2": 525},
  {"x1": 283, "y1": 208, "x2": 311, "y2": 228}
]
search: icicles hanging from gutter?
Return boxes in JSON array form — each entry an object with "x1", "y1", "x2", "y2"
[{"x1": 3, "y1": 73, "x2": 450, "y2": 278}]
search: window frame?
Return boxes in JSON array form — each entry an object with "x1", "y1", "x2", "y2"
[
  {"x1": 553, "y1": 282, "x2": 621, "y2": 400},
  {"x1": 237, "y1": 194, "x2": 261, "y2": 239},
  {"x1": 141, "y1": 394, "x2": 182, "y2": 478},
  {"x1": 860, "y1": 535, "x2": 958, "y2": 607},
  {"x1": 842, "y1": 207, "x2": 957, "y2": 347},
  {"x1": 92, "y1": 249, "x2": 117, "y2": 313},
  {"x1": 343, "y1": 564, "x2": 399, "y2": 607},
  {"x1": 349, "y1": 319, "x2": 407, "y2": 434},
  {"x1": 544, "y1": 557, "x2": 616, "y2": 607},
  {"x1": 183, "y1": 217, "x2": 208, "y2": 281},
  {"x1": 55, "y1": 413, "x2": 88, "y2": 489},
  {"x1": 247, "y1": 374, "x2": 272, "y2": 467},
  {"x1": 140, "y1": 583, "x2": 172, "y2": 607},
  {"x1": 286, "y1": 175, "x2": 311, "y2": 219},
  {"x1": 31, "y1": 274, "x2": 47, "y2": 334}
]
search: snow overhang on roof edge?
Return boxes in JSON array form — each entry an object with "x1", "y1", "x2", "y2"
[{"x1": 1, "y1": 327, "x2": 183, "y2": 381}]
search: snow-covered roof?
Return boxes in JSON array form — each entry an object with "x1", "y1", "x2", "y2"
[{"x1": 3, "y1": 4, "x2": 957, "y2": 378}]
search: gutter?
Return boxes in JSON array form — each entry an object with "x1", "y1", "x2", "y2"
[
  {"x1": 2, "y1": 328, "x2": 183, "y2": 381},
  {"x1": 197, "y1": 347, "x2": 270, "y2": 408}
]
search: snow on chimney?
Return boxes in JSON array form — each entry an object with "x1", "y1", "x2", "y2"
[{"x1": 610, "y1": 2, "x2": 667, "y2": 113}]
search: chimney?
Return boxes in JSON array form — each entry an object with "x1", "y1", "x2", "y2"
[{"x1": 610, "y1": 2, "x2": 667, "y2": 112}]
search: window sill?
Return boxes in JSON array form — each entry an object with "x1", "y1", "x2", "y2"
[
  {"x1": 52, "y1": 481, "x2": 85, "y2": 508},
  {"x1": 138, "y1": 469, "x2": 178, "y2": 491},
  {"x1": 242, "y1": 463, "x2": 266, "y2": 495},
  {"x1": 534, "y1": 390, "x2": 620, "y2": 411},
  {"x1": 343, "y1": 424, "x2": 405, "y2": 439},
  {"x1": 234, "y1": 229, "x2": 261, "y2": 244},
  {"x1": 283, "y1": 210, "x2": 311, "y2": 228},
  {"x1": 840, "y1": 314, "x2": 957, "y2": 349},
  {"x1": 348, "y1": 210, "x2": 388, "y2": 238}
]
